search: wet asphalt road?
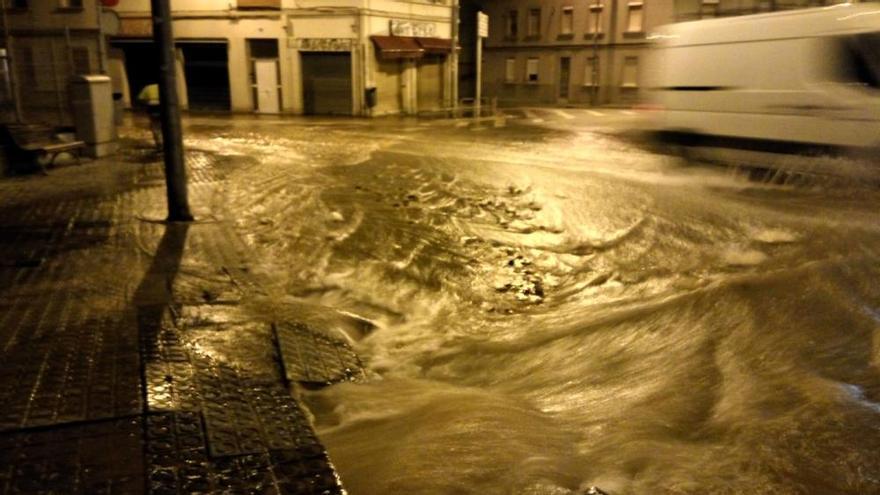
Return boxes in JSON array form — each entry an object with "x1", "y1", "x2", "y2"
[{"x1": 141, "y1": 109, "x2": 880, "y2": 495}]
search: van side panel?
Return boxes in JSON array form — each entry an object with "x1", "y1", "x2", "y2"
[{"x1": 642, "y1": 4, "x2": 880, "y2": 149}]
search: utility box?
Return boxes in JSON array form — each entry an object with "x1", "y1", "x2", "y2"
[{"x1": 70, "y1": 75, "x2": 117, "y2": 158}]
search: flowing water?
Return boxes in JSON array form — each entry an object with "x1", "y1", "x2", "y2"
[{"x1": 191, "y1": 118, "x2": 880, "y2": 495}]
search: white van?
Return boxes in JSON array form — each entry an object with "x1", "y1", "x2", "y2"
[{"x1": 641, "y1": 4, "x2": 880, "y2": 152}]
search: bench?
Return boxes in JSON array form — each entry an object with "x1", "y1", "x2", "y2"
[{"x1": 1, "y1": 123, "x2": 86, "y2": 174}]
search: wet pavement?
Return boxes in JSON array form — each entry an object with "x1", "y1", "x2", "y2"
[
  {"x1": 3, "y1": 109, "x2": 880, "y2": 495},
  {"x1": 0, "y1": 127, "x2": 353, "y2": 494}
]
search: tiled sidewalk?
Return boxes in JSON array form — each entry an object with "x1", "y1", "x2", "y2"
[{"x1": 0, "y1": 144, "x2": 359, "y2": 494}]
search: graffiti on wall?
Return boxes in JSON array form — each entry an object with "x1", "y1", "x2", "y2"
[
  {"x1": 297, "y1": 38, "x2": 353, "y2": 52},
  {"x1": 390, "y1": 20, "x2": 437, "y2": 37}
]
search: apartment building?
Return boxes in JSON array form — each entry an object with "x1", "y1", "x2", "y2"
[
  {"x1": 1, "y1": 0, "x2": 109, "y2": 125},
  {"x1": 477, "y1": 0, "x2": 672, "y2": 106},
  {"x1": 107, "y1": 0, "x2": 458, "y2": 116},
  {"x1": 474, "y1": 0, "x2": 851, "y2": 107}
]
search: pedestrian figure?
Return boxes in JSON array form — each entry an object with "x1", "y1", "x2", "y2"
[{"x1": 137, "y1": 83, "x2": 162, "y2": 150}]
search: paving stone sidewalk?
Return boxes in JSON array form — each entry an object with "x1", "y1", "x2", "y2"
[{"x1": 0, "y1": 142, "x2": 361, "y2": 494}]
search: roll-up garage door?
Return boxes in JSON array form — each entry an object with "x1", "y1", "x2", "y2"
[
  {"x1": 178, "y1": 42, "x2": 230, "y2": 112},
  {"x1": 301, "y1": 52, "x2": 352, "y2": 116},
  {"x1": 417, "y1": 56, "x2": 444, "y2": 112}
]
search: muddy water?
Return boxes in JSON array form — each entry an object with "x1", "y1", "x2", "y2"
[{"x1": 196, "y1": 120, "x2": 880, "y2": 495}]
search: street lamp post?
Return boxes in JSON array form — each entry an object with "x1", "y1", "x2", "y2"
[{"x1": 150, "y1": 0, "x2": 193, "y2": 222}]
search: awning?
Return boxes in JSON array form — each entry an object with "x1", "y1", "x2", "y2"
[
  {"x1": 415, "y1": 37, "x2": 454, "y2": 55},
  {"x1": 371, "y1": 36, "x2": 424, "y2": 60}
]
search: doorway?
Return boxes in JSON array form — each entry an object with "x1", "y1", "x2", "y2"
[
  {"x1": 559, "y1": 56, "x2": 571, "y2": 101},
  {"x1": 178, "y1": 42, "x2": 230, "y2": 112},
  {"x1": 301, "y1": 52, "x2": 352, "y2": 115},
  {"x1": 249, "y1": 39, "x2": 280, "y2": 114},
  {"x1": 417, "y1": 56, "x2": 444, "y2": 112}
]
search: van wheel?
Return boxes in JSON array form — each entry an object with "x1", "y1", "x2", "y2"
[{"x1": 661, "y1": 131, "x2": 698, "y2": 164}]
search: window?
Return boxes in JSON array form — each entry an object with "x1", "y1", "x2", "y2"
[
  {"x1": 505, "y1": 58, "x2": 516, "y2": 83},
  {"x1": 626, "y1": 2, "x2": 644, "y2": 33},
  {"x1": 622, "y1": 57, "x2": 638, "y2": 88},
  {"x1": 835, "y1": 33, "x2": 880, "y2": 89},
  {"x1": 238, "y1": 0, "x2": 281, "y2": 8},
  {"x1": 506, "y1": 10, "x2": 518, "y2": 38},
  {"x1": 248, "y1": 39, "x2": 279, "y2": 59},
  {"x1": 527, "y1": 8, "x2": 540, "y2": 37},
  {"x1": 560, "y1": 6, "x2": 574, "y2": 36},
  {"x1": 587, "y1": 4, "x2": 604, "y2": 36},
  {"x1": 71, "y1": 47, "x2": 90, "y2": 75},
  {"x1": 526, "y1": 57, "x2": 539, "y2": 82},
  {"x1": 59, "y1": 0, "x2": 83, "y2": 9},
  {"x1": 583, "y1": 56, "x2": 597, "y2": 86},
  {"x1": 700, "y1": 0, "x2": 720, "y2": 18}
]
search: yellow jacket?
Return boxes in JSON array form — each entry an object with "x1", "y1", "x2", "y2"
[{"x1": 137, "y1": 84, "x2": 160, "y2": 105}]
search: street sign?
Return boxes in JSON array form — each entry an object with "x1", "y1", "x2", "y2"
[{"x1": 477, "y1": 12, "x2": 489, "y2": 38}]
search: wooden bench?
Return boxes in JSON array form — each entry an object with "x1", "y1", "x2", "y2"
[{"x1": 1, "y1": 123, "x2": 86, "y2": 174}]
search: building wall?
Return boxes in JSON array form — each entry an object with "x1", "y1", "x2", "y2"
[
  {"x1": 2, "y1": 0, "x2": 107, "y2": 125},
  {"x1": 478, "y1": 0, "x2": 674, "y2": 107},
  {"x1": 474, "y1": 0, "x2": 856, "y2": 107},
  {"x1": 109, "y1": 0, "x2": 456, "y2": 116}
]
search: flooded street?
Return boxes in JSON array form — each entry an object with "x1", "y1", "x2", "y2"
[{"x1": 183, "y1": 111, "x2": 880, "y2": 495}]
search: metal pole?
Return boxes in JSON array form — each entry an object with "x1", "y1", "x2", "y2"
[
  {"x1": 151, "y1": 0, "x2": 193, "y2": 222},
  {"x1": 96, "y1": 0, "x2": 107, "y2": 74},
  {"x1": 590, "y1": 0, "x2": 600, "y2": 106},
  {"x1": 64, "y1": 26, "x2": 74, "y2": 70},
  {"x1": 451, "y1": 0, "x2": 459, "y2": 111},
  {"x1": 0, "y1": 0, "x2": 21, "y2": 122},
  {"x1": 607, "y1": 0, "x2": 618, "y2": 105},
  {"x1": 49, "y1": 40, "x2": 65, "y2": 123},
  {"x1": 475, "y1": 15, "x2": 481, "y2": 119}
]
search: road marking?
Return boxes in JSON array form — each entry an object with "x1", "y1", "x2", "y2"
[
  {"x1": 621, "y1": 110, "x2": 635, "y2": 116},
  {"x1": 553, "y1": 109, "x2": 575, "y2": 120},
  {"x1": 455, "y1": 120, "x2": 470, "y2": 128},
  {"x1": 587, "y1": 110, "x2": 604, "y2": 117}
]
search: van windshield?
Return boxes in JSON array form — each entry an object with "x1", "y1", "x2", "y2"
[{"x1": 836, "y1": 32, "x2": 880, "y2": 89}]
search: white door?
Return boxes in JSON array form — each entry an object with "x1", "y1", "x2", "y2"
[{"x1": 255, "y1": 59, "x2": 280, "y2": 114}]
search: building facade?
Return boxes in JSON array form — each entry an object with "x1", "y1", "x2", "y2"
[
  {"x1": 477, "y1": 0, "x2": 672, "y2": 106},
  {"x1": 474, "y1": 0, "x2": 852, "y2": 107},
  {"x1": 107, "y1": 0, "x2": 458, "y2": 116},
  {"x1": 1, "y1": 0, "x2": 108, "y2": 125}
]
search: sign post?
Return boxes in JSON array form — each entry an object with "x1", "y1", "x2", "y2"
[{"x1": 475, "y1": 11, "x2": 488, "y2": 120}]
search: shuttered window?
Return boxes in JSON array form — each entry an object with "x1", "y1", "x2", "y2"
[
  {"x1": 622, "y1": 57, "x2": 638, "y2": 88},
  {"x1": 506, "y1": 10, "x2": 518, "y2": 38},
  {"x1": 526, "y1": 57, "x2": 539, "y2": 82},
  {"x1": 560, "y1": 7, "x2": 574, "y2": 35},
  {"x1": 626, "y1": 2, "x2": 643, "y2": 33},
  {"x1": 588, "y1": 4, "x2": 604, "y2": 35},
  {"x1": 528, "y1": 9, "x2": 540, "y2": 37},
  {"x1": 583, "y1": 57, "x2": 597, "y2": 86},
  {"x1": 237, "y1": 0, "x2": 280, "y2": 8}
]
